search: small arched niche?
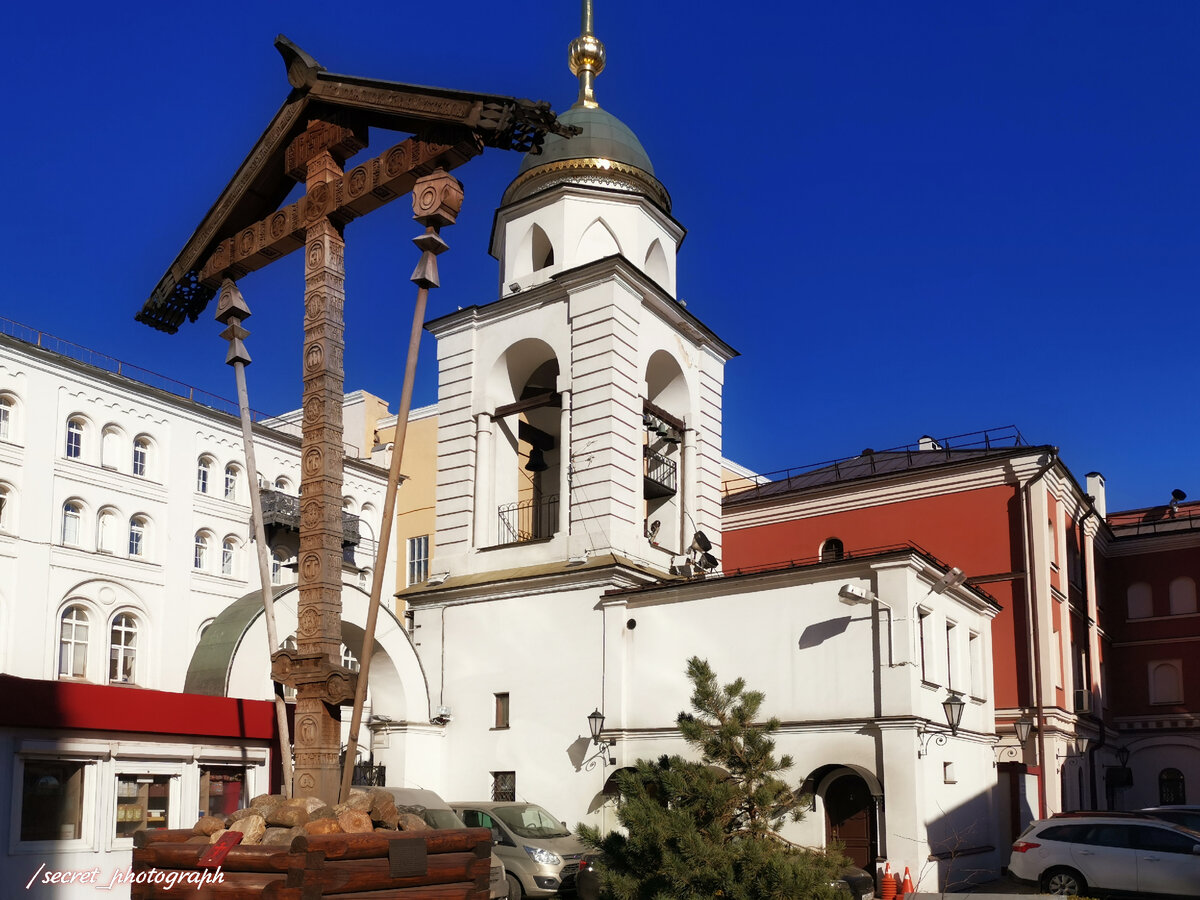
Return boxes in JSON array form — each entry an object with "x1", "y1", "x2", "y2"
[
  {"x1": 643, "y1": 239, "x2": 670, "y2": 290},
  {"x1": 576, "y1": 217, "x2": 621, "y2": 264},
  {"x1": 511, "y1": 222, "x2": 556, "y2": 281}
]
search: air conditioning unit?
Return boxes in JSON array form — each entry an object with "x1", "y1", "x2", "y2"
[{"x1": 1074, "y1": 689, "x2": 1091, "y2": 713}]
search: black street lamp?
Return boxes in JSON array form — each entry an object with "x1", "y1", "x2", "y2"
[
  {"x1": 942, "y1": 693, "x2": 966, "y2": 734},
  {"x1": 587, "y1": 709, "x2": 605, "y2": 744}
]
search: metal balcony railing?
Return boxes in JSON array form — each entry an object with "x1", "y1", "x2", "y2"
[
  {"x1": 497, "y1": 494, "x2": 559, "y2": 544},
  {"x1": 644, "y1": 447, "x2": 678, "y2": 498},
  {"x1": 258, "y1": 489, "x2": 360, "y2": 546}
]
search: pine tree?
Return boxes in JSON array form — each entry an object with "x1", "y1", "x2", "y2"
[{"x1": 578, "y1": 657, "x2": 847, "y2": 900}]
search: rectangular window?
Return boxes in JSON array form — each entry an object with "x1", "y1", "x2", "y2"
[
  {"x1": 21, "y1": 759, "x2": 86, "y2": 841},
  {"x1": 0, "y1": 402, "x2": 10, "y2": 440},
  {"x1": 494, "y1": 693, "x2": 510, "y2": 729},
  {"x1": 407, "y1": 535, "x2": 430, "y2": 586},
  {"x1": 199, "y1": 766, "x2": 246, "y2": 819},
  {"x1": 491, "y1": 771, "x2": 516, "y2": 802},
  {"x1": 132, "y1": 443, "x2": 147, "y2": 477},
  {"x1": 65, "y1": 422, "x2": 82, "y2": 459},
  {"x1": 115, "y1": 773, "x2": 171, "y2": 837},
  {"x1": 945, "y1": 621, "x2": 957, "y2": 690},
  {"x1": 968, "y1": 631, "x2": 984, "y2": 699},
  {"x1": 918, "y1": 609, "x2": 932, "y2": 683}
]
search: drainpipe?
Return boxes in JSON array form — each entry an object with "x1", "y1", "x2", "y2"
[
  {"x1": 1020, "y1": 451, "x2": 1056, "y2": 820},
  {"x1": 1075, "y1": 502, "x2": 1101, "y2": 808}
]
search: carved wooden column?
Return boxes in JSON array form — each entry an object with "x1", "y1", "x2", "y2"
[{"x1": 285, "y1": 118, "x2": 364, "y2": 803}]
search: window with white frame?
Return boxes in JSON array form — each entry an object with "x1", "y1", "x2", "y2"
[
  {"x1": 114, "y1": 771, "x2": 170, "y2": 836},
  {"x1": 0, "y1": 395, "x2": 12, "y2": 441},
  {"x1": 407, "y1": 535, "x2": 430, "y2": 586},
  {"x1": 196, "y1": 457, "x2": 211, "y2": 494},
  {"x1": 20, "y1": 758, "x2": 88, "y2": 841},
  {"x1": 271, "y1": 549, "x2": 285, "y2": 585},
  {"x1": 221, "y1": 538, "x2": 235, "y2": 576},
  {"x1": 194, "y1": 533, "x2": 209, "y2": 570},
  {"x1": 968, "y1": 631, "x2": 985, "y2": 699},
  {"x1": 128, "y1": 516, "x2": 146, "y2": 558},
  {"x1": 224, "y1": 465, "x2": 238, "y2": 500},
  {"x1": 65, "y1": 419, "x2": 83, "y2": 459},
  {"x1": 61, "y1": 501, "x2": 82, "y2": 546},
  {"x1": 0, "y1": 483, "x2": 10, "y2": 531},
  {"x1": 1169, "y1": 577, "x2": 1197, "y2": 616},
  {"x1": 1149, "y1": 660, "x2": 1184, "y2": 705},
  {"x1": 274, "y1": 476, "x2": 292, "y2": 493},
  {"x1": 110, "y1": 613, "x2": 137, "y2": 683},
  {"x1": 58, "y1": 605, "x2": 89, "y2": 679},
  {"x1": 132, "y1": 438, "x2": 149, "y2": 477},
  {"x1": 341, "y1": 643, "x2": 360, "y2": 672},
  {"x1": 917, "y1": 608, "x2": 933, "y2": 683},
  {"x1": 1127, "y1": 582, "x2": 1153, "y2": 619}
]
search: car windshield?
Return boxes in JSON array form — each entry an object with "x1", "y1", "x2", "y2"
[
  {"x1": 494, "y1": 804, "x2": 571, "y2": 839},
  {"x1": 420, "y1": 808, "x2": 466, "y2": 830}
]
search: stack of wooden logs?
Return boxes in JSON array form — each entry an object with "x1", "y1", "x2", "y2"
[{"x1": 130, "y1": 790, "x2": 491, "y2": 899}]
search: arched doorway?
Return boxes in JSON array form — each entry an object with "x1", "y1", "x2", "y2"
[{"x1": 824, "y1": 772, "x2": 875, "y2": 868}]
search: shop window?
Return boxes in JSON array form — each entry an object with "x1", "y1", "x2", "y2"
[
  {"x1": 20, "y1": 759, "x2": 87, "y2": 841},
  {"x1": 199, "y1": 766, "x2": 246, "y2": 819},
  {"x1": 115, "y1": 773, "x2": 171, "y2": 837}
]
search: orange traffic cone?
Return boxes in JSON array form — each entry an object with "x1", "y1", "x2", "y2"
[
  {"x1": 879, "y1": 861, "x2": 895, "y2": 900},
  {"x1": 899, "y1": 867, "x2": 914, "y2": 899}
]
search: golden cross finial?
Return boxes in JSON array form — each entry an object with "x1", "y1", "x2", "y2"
[{"x1": 568, "y1": 0, "x2": 606, "y2": 108}]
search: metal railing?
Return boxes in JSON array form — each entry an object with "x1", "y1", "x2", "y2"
[
  {"x1": 723, "y1": 425, "x2": 1029, "y2": 500},
  {"x1": 644, "y1": 448, "x2": 678, "y2": 496},
  {"x1": 0, "y1": 314, "x2": 268, "y2": 422},
  {"x1": 258, "y1": 488, "x2": 361, "y2": 545},
  {"x1": 497, "y1": 494, "x2": 559, "y2": 543}
]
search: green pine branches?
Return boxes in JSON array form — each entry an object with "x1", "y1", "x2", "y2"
[{"x1": 578, "y1": 657, "x2": 847, "y2": 900}]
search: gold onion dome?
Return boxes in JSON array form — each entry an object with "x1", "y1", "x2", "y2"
[{"x1": 505, "y1": 2, "x2": 670, "y2": 210}]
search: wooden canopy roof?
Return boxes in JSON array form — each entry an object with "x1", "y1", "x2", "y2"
[{"x1": 138, "y1": 36, "x2": 576, "y2": 333}]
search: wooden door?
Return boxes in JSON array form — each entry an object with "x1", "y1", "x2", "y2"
[{"x1": 825, "y1": 773, "x2": 873, "y2": 868}]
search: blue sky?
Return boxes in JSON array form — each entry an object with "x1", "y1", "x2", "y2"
[{"x1": 3, "y1": 2, "x2": 1196, "y2": 513}]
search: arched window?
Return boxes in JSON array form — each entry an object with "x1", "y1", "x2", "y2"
[
  {"x1": 61, "y1": 501, "x2": 82, "y2": 546},
  {"x1": 96, "y1": 507, "x2": 117, "y2": 553},
  {"x1": 196, "y1": 457, "x2": 212, "y2": 493},
  {"x1": 0, "y1": 483, "x2": 11, "y2": 531},
  {"x1": 271, "y1": 548, "x2": 286, "y2": 585},
  {"x1": 0, "y1": 395, "x2": 13, "y2": 441},
  {"x1": 128, "y1": 517, "x2": 146, "y2": 558},
  {"x1": 221, "y1": 537, "x2": 236, "y2": 576},
  {"x1": 820, "y1": 537, "x2": 845, "y2": 562},
  {"x1": 194, "y1": 533, "x2": 209, "y2": 570},
  {"x1": 1169, "y1": 577, "x2": 1197, "y2": 616},
  {"x1": 109, "y1": 613, "x2": 137, "y2": 683},
  {"x1": 58, "y1": 605, "x2": 89, "y2": 678},
  {"x1": 224, "y1": 465, "x2": 239, "y2": 500},
  {"x1": 274, "y1": 476, "x2": 292, "y2": 493},
  {"x1": 1127, "y1": 582, "x2": 1154, "y2": 619},
  {"x1": 132, "y1": 437, "x2": 149, "y2": 477},
  {"x1": 65, "y1": 419, "x2": 84, "y2": 459},
  {"x1": 1149, "y1": 661, "x2": 1183, "y2": 704},
  {"x1": 531, "y1": 223, "x2": 554, "y2": 271},
  {"x1": 1159, "y1": 768, "x2": 1186, "y2": 805},
  {"x1": 341, "y1": 644, "x2": 360, "y2": 673}
]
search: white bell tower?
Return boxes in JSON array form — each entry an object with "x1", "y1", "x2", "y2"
[{"x1": 424, "y1": 1, "x2": 736, "y2": 585}]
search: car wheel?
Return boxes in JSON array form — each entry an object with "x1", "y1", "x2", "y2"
[
  {"x1": 1040, "y1": 867, "x2": 1087, "y2": 896},
  {"x1": 506, "y1": 873, "x2": 524, "y2": 900}
]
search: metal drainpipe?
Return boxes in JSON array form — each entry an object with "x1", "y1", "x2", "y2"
[
  {"x1": 1020, "y1": 452, "x2": 1056, "y2": 820},
  {"x1": 1076, "y1": 502, "x2": 1103, "y2": 808}
]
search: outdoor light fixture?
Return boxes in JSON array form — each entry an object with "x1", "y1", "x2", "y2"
[
  {"x1": 931, "y1": 567, "x2": 967, "y2": 594},
  {"x1": 1014, "y1": 717, "x2": 1034, "y2": 744},
  {"x1": 942, "y1": 692, "x2": 966, "y2": 734},
  {"x1": 838, "y1": 584, "x2": 874, "y2": 604},
  {"x1": 1116, "y1": 746, "x2": 1131, "y2": 768},
  {"x1": 1075, "y1": 735, "x2": 1092, "y2": 755},
  {"x1": 586, "y1": 709, "x2": 616, "y2": 767}
]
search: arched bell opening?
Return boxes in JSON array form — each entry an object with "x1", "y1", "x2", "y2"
[
  {"x1": 485, "y1": 341, "x2": 563, "y2": 547},
  {"x1": 643, "y1": 350, "x2": 690, "y2": 555}
]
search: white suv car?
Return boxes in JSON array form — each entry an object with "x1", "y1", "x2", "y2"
[{"x1": 1009, "y1": 813, "x2": 1200, "y2": 896}]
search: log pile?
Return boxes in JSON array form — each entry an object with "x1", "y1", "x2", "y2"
[{"x1": 130, "y1": 790, "x2": 491, "y2": 900}]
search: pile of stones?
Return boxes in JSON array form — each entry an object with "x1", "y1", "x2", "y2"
[{"x1": 189, "y1": 788, "x2": 431, "y2": 846}]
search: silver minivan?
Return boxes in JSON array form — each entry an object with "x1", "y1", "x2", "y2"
[
  {"x1": 452, "y1": 801, "x2": 587, "y2": 899},
  {"x1": 380, "y1": 787, "x2": 508, "y2": 900}
]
